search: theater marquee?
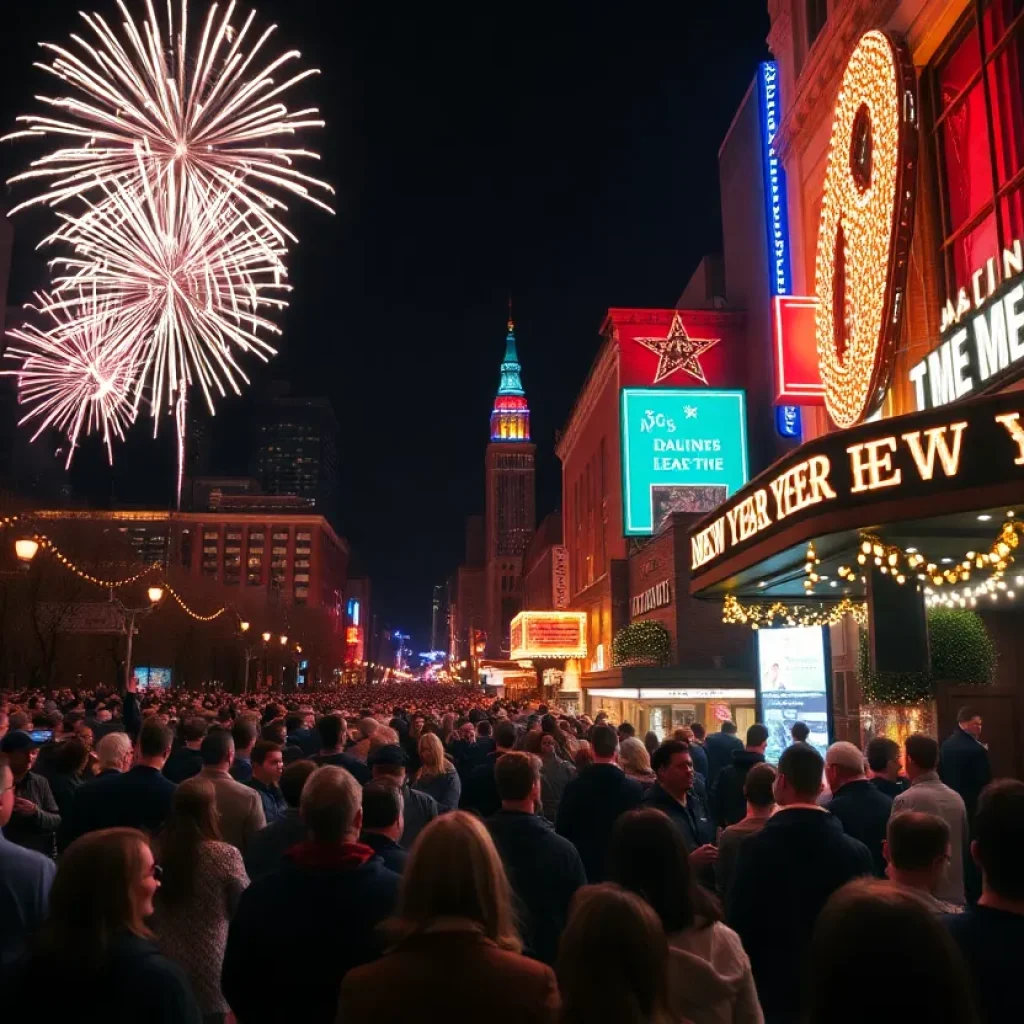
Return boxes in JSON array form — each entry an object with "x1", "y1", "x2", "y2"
[
  {"x1": 509, "y1": 611, "x2": 587, "y2": 661},
  {"x1": 688, "y1": 390, "x2": 1024, "y2": 585}
]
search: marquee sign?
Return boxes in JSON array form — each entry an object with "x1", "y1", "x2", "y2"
[
  {"x1": 509, "y1": 611, "x2": 587, "y2": 660},
  {"x1": 688, "y1": 389, "x2": 1024, "y2": 583},
  {"x1": 908, "y1": 240, "x2": 1024, "y2": 409},
  {"x1": 621, "y1": 388, "x2": 749, "y2": 535},
  {"x1": 814, "y1": 31, "x2": 918, "y2": 429},
  {"x1": 552, "y1": 545, "x2": 569, "y2": 608}
]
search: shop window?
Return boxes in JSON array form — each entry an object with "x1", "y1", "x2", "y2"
[
  {"x1": 934, "y1": 2, "x2": 1024, "y2": 293},
  {"x1": 806, "y1": 0, "x2": 828, "y2": 49}
]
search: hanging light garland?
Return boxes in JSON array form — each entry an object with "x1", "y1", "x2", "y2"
[
  {"x1": 32, "y1": 535, "x2": 161, "y2": 589},
  {"x1": 160, "y1": 582, "x2": 227, "y2": 622},
  {"x1": 723, "y1": 594, "x2": 867, "y2": 630}
]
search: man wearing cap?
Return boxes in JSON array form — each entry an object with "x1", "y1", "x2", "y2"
[
  {"x1": 0, "y1": 731, "x2": 61, "y2": 857},
  {"x1": 824, "y1": 740, "x2": 893, "y2": 878},
  {"x1": 368, "y1": 744, "x2": 438, "y2": 849}
]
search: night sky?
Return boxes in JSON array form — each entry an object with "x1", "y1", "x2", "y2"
[{"x1": 0, "y1": 0, "x2": 770, "y2": 644}]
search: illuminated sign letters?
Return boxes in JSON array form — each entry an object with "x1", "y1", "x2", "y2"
[
  {"x1": 688, "y1": 391, "x2": 1024, "y2": 578},
  {"x1": 909, "y1": 243, "x2": 1024, "y2": 410},
  {"x1": 509, "y1": 611, "x2": 587, "y2": 661},
  {"x1": 814, "y1": 31, "x2": 918, "y2": 429},
  {"x1": 631, "y1": 580, "x2": 672, "y2": 618},
  {"x1": 621, "y1": 388, "x2": 748, "y2": 536}
]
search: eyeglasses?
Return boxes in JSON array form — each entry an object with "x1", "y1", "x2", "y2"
[{"x1": 150, "y1": 864, "x2": 163, "y2": 882}]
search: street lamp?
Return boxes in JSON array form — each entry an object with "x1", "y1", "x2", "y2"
[
  {"x1": 15, "y1": 538, "x2": 39, "y2": 564},
  {"x1": 119, "y1": 585, "x2": 165, "y2": 692},
  {"x1": 147, "y1": 585, "x2": 164, "y2": 605},
  {"x1": 279, "y1": 634, "x2": 288, "y2": 645},
  {"x1": 261, "y1": 631, "x2": 271, "y2": 643},
  {"x1": 239, "y1": 620, "x2": 250, "y2": 633}
]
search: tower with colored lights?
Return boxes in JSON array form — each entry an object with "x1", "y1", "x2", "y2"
[{"x1": 484, "y1": 314, "x2": 536, "y2": 657}]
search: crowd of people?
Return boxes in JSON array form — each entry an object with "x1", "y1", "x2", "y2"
[{"x1": 0, "y1": 682, "x2": 1022, "y2": 1024}]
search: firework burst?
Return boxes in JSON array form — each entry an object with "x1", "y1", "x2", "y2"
[
  {"x1": 5, "y1": 290, "x2": 140, "y2": 466},
  {"x1": 4, "y1": 0, "x2": 334, "y2": 240}
]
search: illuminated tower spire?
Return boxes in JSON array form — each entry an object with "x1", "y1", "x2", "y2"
[{"x1": 490, "y1": 308, "x2": 530, "y2": 441}]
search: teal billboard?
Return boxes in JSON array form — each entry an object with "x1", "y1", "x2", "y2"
[{"x1": 621, "y1": 388, "x2": 748, "y2": 536}]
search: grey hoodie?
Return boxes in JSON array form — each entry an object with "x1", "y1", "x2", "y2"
[{"x1": 668, "y1": 920, "x2": 764, "y2": 1024}]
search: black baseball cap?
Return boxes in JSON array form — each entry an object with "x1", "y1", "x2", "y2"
[
  {"x1": 0, "y1": 730, "x2": 37, "y2": 754},
  {"x1": 368, "y1": 744, "x2": 407, "y2": 768}
]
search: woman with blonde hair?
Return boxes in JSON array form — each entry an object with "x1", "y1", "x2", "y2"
[
  {"x1": 557, "y1": 884, "x2": 674, "y2": 1024},
  {"x1": 339, "y1": 812, "x2": 558, "y2": 1023},
  {"x1": 152, "y1": 777, "x2": 249, "y2": 1024},
  {"x1": 8, "y1": 828, "x2": 201, "y2": 1022},
  {"x1": 618, "y1": 737, "x2": 657, "y2": 790},
  {"x1": 411, "y1": 731, "x2": 461, "y2": 811}
]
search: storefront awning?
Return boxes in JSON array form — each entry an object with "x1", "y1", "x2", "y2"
[{"x1": 688, "y1": 390, "x2": 1024, "y2": 599}]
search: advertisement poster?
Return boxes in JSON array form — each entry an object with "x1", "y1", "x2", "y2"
[
  {"x1": 756, "y1": 626, "x2": 830, "y2": 762},
  {"x1": 134, "y1": 666, "x2": 172, "y2": 691}
]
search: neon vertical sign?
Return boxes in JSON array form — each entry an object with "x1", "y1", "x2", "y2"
[{"x1": 758, "y1": 61, "x2": 801, "y2": 440}]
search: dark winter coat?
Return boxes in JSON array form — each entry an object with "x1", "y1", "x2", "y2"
[
  {"x1": 704, "y1": 731, "x2": 744, "y2": 789},
  {"x1": 826, "y1": 778, "x2": 893, "y2": 877},
  {"x1": 710, "y1": 749, "x2": 765, "y2": 829},
  {"x1": 486, "y1": 809, "x2": 587, "y2": 964},
  {"x1": 68, "y1": 765, "x2": 175, "y2": 842},
  {"x1": 939, "y1": 727, "x2": 992, "y2": 822},
  {"x1": 162, "y1": 746, "x2": 203, "y2": 784},
  {"x1": 359, "y1": 831, "x2": 409, "y2": 874}
]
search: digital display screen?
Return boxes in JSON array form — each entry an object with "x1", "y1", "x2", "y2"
[
  {"x1": 756, "y1": 625, "x2": 830, "y2": 763},
  {"x1": 134, "y1": 666, "x2": 172, "y2": 690}
]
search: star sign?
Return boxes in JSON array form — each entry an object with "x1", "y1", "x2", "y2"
[
  {"x1": 684, "y1": 406, "x2": 698, "y2": 419},
  {"x1": 634, "y1": 313, "x2": 720, "y2": 385}
]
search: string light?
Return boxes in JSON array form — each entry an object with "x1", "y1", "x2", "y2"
[
  {"x1": 814, "y1": 30, "x2": 918, "y2": 428},
  {"x1": 723, "y1": 594, "x2": 867, "y2": 630},
  {"x1": 160, "y1": 582, "x2": 227, "y2": 622},
  {"x1": 32, "y1": 535, "x2": 159, "y2": 589}
]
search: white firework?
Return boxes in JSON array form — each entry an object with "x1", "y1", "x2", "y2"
[
  {"x1": 5, "y1": 290, "x2": 140, "y2": 466},
  {"x1": 4, "y1": 0, "x2": 334, "y2": 242}
]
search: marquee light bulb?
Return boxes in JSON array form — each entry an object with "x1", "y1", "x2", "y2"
[{"x1": 814, "y1": 30, "x2": 918, "y2": 429}]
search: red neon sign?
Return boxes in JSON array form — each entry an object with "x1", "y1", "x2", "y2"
[{"x1": 772, "y1": 295, "x2": 824, "y2": 405}]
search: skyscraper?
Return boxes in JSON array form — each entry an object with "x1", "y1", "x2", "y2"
[
  {"x1": 256, "y1": 385, "x2": 340, "y2": 528},
  {"x1": 484, "y1": 315, "x2": 536, "y2": 656}
]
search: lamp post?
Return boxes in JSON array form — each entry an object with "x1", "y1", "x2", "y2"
[
  {"x1": 261, "y1": 631, "x2": 271, "y2": 690},
  {"x1": 238, "y1": 619, "x2": 256, "y2": 694},
  {"x1": 119, "y1": 586, "x2": 164, "y2": 691}
]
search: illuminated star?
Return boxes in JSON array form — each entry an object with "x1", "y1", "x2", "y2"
[
  {"x1": 635, "y1": 313, "x2": 720, "y2": 385},
  {"x1": 684, "y1": 405, "x2": 698, "y2": 419}
]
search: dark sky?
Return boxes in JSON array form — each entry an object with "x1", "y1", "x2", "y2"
[{"x1": 0, "y1": 0, "x2": 770, "y2": 645}]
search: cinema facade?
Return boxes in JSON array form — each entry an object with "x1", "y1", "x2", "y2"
[{"x1": 683, "y1": 0, "x2": 1024, "y2": 777}]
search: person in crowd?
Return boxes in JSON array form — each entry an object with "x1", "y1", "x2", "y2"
[
  {"x1": 339, "y1": 811, "x2": 558, "y2": 1023},
  {"x1": 618, "y1": 736, "x2": 657, "y2": 789},
  {"x1": 644, "y1": 740, "x2": 717, "y2": 886},
  {"x1": 69, "y1": 720, "x2": 175, "y2": 841},
  {"x1": 883, "y1": 811, "x2": 960, "y2": 913},
  {"x1": 0, "y1": 711, "x2": 8, "y2": 744},
  {"x1": 486, "y1": 751, "x2": 586, "y2": 965},
  {"x1": 572, "y1": 739, "x2": 594, "y2": 771},
  {"x1": 225, "y1": 766, "x2": 399, "y2": 1024},
  {"x1": 260, "y1": 718, "x2": 288, "y2": 746},
  {"x1": 7, "y1": 827, "x2": 202, "y2": 1022},
  {"x1": 609, "y1": 808, "x2": 762, "y2": 1024},
  {"x1": 43, "y1": 736, "x2": 89, "y2": 852},
  {"x1": 286, "y1": 710, "x2": 318, "y2": 756},
  {"x1": 461, "y1": 720, "x2": 518, "y2": 817},
  {"x1": 866, "y1": 736, "x2": 908, "y2": 798},
  {"x1": 728, "y1": 742, "x2": 872, "y2": 1024},
  {"x1": 556, "y1": 884, "x2": 674, "y2": 1024},
  {"x1": 939, "y1": 707, "x2": 992, "y2": 825},
  {"x1": 197, "y1": 730, "x2": 265, "y2": 853},
  {"x1": 556, "y1": 723, "x2": 643, "y2": 883},
  {"x1": 689, "y1": 722, "x2": 710, "y2": 780},
  {"x1": 0, "y1": 753, "x2": 55, "y2": 977},
  {"x1": 947, "y1": 779, "x2": 1024, "y2": 1024},
  {"x1": 537, "y1": 731, "x2": 576, "y2": 822},
  {"x1": 369, "y1": 743, "x2": 438, "y2": 847},
  {"x1": 439, "y1": 712, "x2": 457, "y2": 745},
  {"x1": 244, "y1": 759, "x2": 316, "y2": 880},
  {"x1": 153, "y1": 778, "x2": 249, "y2": 1024},
  {"x1": 711, "y1": 724, "x2": 768, "y2": 830},
  {"x1": 704, "y1": 722, "x2": 743, "y2": 790},
  {"x1": 314, "y1": 713, "x2": 371, "y2": 784},
  {"x1": 163, "y1": 718, "x2": 207, "y2": 784},
  {"x1": 359, "y1": 781, "x2": 408, "y2": 873},
  {"x1": 824, "y1": 740, "x2": 893, "y2": 878},
  {"x1": 0, "y1": 730, "x2": 61, "y2": 856},
  {"x1": 716, "y1": 763, "x2": 776, "y2": 902},
  {"x1": 790, "y1": 722, "x2": 809, "y2": 744},
  {"x1": 806, "y1": 879, "x2": 979, "y2": 1024},
  {"x1": 448, "y1": 719, "x2": 483, "y2": 779},
  {"x1": 644, "y1": 730, "x2": 660, "y2": 757},
  {"x1": 410, "y1": 731, "x2": 461, "y2": 811},
  {"x1": 893, "y1": 733, "x2": 968, "y2": 907},
  {"x1": 229, "y1": 719, "x2": 257, "y2": 783},
  {"x1": 247, "y1": 740, "x2": 286, "y2": 824},
  {"x1": 347, "y1": 717, "x2": 379, "y2": 761},
  {"x1": 401, "y1": 711, "x2": 426, "y2": 773},
  {"x1": 92, "y1": 730, "x2": 134, "y2": 778}
]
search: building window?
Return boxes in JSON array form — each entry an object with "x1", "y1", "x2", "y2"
[
  {"x1": 806, "y1": 0, "x2": 828, "y2": 48},
  {"x1": 933, "y1": 1, "x2": 1024, "y2": 294},
  {"x1": 246, "y1": 529, "x2": 265, "y2": 586},
  {"x1": 201, "y1": 529, "x2": 218, "y2": 577}
]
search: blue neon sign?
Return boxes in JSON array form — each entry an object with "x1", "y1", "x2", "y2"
[{"x1": 758, "y1": 61, "x2": 801, "y2": 441}]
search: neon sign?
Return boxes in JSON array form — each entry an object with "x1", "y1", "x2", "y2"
[
  {"x1": 757, "y1": 61, "x2": 802, "y2": 438},
  {"x1": 509, "y1": 611, "x2": 587, "y2": 660},
  {"x1": 814, "y1": 31, "x2": 919, "y2": 429},
  {"x1": 908, "y1": 240, "x2": 1024, "y2": 410}
]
